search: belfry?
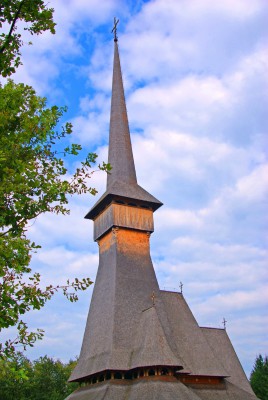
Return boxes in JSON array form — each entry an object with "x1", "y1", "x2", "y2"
[{"x1": 66, "y1": 25, "x2": 257, "y2": 400}]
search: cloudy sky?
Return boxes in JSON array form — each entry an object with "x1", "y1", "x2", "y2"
[{"x1": 2, "y1": 0, "x2": 268, "y2": 377}]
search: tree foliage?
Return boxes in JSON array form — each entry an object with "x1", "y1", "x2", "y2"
[
  {"x1": 0, "y1": 0, "x2": 110, "y2": 363},
  {"x1": 250, "y1": 354, "x2": 268, "y2": 400},
  {"x1": 0, "y1": 352, "x2": 79, "y2": 400},
  {"x1": 0, "y1": 80, "x2": 110, "y2": 357},
  {"x1": 0, "y1": 0, "x2": 56, "y2": 76}
]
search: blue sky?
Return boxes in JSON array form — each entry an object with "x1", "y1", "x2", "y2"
[{"x1": 2, "y1": 0, "x2": 267, "y2": 377}]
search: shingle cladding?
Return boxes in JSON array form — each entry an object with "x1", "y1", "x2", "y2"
[
  {"x1": 69, "y1": 229, "x2": 165, "y2": 381},
  {"x1": 67, "y1": 39, "x2": 258, "y2": 399},
  {"x1": 66, "y1": 379, "x2": 257, "y2": 400},
  {"x1": 155, "y1": 291, "x2": 228, "y2": 376},
  {"x1": 107, "y1": 41, "x2": 137, "y2": 189},
  {"x1": 131, "y1": 305, "x2": 184, "y2": 369},
  {"x1": 85, "y1": 41, "x2": 162, "y2": 221},
  {"x1": 200, "y1": 327, "x2": 255, "y2": 394},
  {"x1": 66, "y1": 380, "x2": 202, "y2": 400},
  {"x1": 85, "y1": 181, "x2": 162, "y2": 220}
]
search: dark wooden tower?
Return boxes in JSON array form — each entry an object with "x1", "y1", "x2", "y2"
[{"x1": 66, "y1": 34, "x2": 257, "y2": 400}]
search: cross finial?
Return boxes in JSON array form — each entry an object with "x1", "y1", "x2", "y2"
[
  {"x1": 180, "y1": 281, "x2": 183, "y2": 294},
  {"x1": 111, "y1": 17, "x2": 119, "y2": 42},
  {"x1": 151, "y1": 291, "x2": 156, "y2": 306},
  {"x1": 223, "y1": 317, "x2": 227, "y2": 330}
]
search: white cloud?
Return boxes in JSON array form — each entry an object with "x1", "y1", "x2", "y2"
[
  {"x1": 234, "y1": 163, "x2": 268, "y2": 203},
  {"x1": 128, "y1": 76, "x2": 232, "y2": 135},
  {"x1": 4, "y1": 0, "x2": 267, "y2": 378},
  {"x1": 184, "y1": 0, "x2": 265, "y2": 19},
  {"x1": 71, "y1": 96, "x2": 110, "y2": 145}
]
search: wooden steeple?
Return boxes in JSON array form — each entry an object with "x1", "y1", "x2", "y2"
[
  {"x1": 85, "y1": 39, "x2": 162, "y2": 222},
  {"x1": 66, "y1": 26, "x2": 258, "y2": 400}
]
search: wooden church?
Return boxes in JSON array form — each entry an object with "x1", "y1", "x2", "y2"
[{"x1": 66, "y1": 26, "x2": 258, "y2": 400}]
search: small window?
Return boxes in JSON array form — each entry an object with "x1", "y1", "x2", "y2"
[
  {"x1": 106, "y1": 372, "x2": 111, "y2": 380},
  {"x1": 114, "y1": 372, "x2": 122, "y2": 379},
  {"x1": 160, "y1": 368, "x2": 169, "y2": 376},
  {"x1": 124, "y1": 371, "x2": 133, "y2": 380}
]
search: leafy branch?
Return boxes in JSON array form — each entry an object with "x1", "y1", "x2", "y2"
[
  {"x1": 0, "y1": 80, "x2": 110, "y2": 357},
  {"x1": 0, "y1": 0, "x2": 56, "y2": 76}
]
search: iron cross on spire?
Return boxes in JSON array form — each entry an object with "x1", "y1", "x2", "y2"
[
  {"x1": 111, "y1": 17, "x2": 119, "y2": 42},
  {"x1": 223, "y1": 317, "x2": 227, "y2": 330}
]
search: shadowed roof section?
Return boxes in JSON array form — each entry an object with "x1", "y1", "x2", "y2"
[{"x1": 85, "y1": 41, "x2": 162, "y2": 220}]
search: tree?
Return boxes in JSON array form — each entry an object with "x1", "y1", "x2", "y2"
[
  {"x1": 30, "y1": 356, "x2": 79, "y2": 400},
  {"x1": 0, "y1": 80, "x2": 110, "y2": 358},
  {"x1": 0, "y1": 0, "x2": 56, "y2": 76},
  {"x1": 0, "y1": 353, "x2": 79, "y2": 400},
  {"x1": 0, "y1": 352, "x2": 33, "y2": 400},
  {"x1": 0, "y1": 0, "x2": 110, "y2": 361},
  {"x1": 250, "y1": 354, "x2": 268, "y2": 400},
  {"x1": 0, "y1": 0, "x2": 110, "y2": 360}
]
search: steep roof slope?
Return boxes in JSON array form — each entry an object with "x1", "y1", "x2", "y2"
[
  {"x1": 201, "y1": 327, "x2": 255, "y2": 394},
  {"x1": 130, "y1": 305, "x2": 184, "y2": 369},
  {"x1": 157, "y1": 291, "x2": 228, "y2": 376}
]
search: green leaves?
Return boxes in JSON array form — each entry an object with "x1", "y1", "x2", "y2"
[
  {"x1": 0, "y1": 80, "x2": 107, "y2": 238},
  {"x1": 0, "y1": 80, "x2": 111, "y2": 357},
  {"x1": 62, "y1": 278, "x2": 93, "y2": 302},
  {"x1": 250, "y1": 354, "x2": 268, "y2": 400},
  {"x1": 0, "y1": 0, "x2": 56, "y2": 77},
  {"x1": 0, "y1": 0, "x2": 104, "y2": 371},
  {"x1": 0, "y1": 353, "x2": 79, "y2": 399}
]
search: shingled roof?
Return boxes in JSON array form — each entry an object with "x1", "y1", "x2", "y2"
[
  {"x1": 156, "y1": 291, "x2": 228, "y2": 377},
  {"x1": 67, "y1": 34, "x2": 258, "y2": 400},
  {"x1": 131, "y1": 305, "x2": 184, "y2": 369},
  {"x1": 66, "y1": 377, "x2": 258, "y2": 400}
]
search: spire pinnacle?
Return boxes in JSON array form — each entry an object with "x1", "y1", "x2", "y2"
[
  {"x1": 85, "y1": 30, "x2": 162, "y2": 221},
  {"x1": 107, "y1": 37, "x2": 137, "y2": 189}
]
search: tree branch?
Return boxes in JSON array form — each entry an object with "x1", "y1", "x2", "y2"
[{"x1": 0, "y1": 0, "x2": 26, "y2": 54}]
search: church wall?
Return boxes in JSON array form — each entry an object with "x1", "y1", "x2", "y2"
[{"x1": 94, "y1": 203, "x2": 154, "y2": 241}]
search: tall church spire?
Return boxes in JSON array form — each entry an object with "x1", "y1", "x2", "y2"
[
  {"x1": 67, "y1": 22, "x2": 257, "y2": 400},
  {"x1": 107, "y1": 40, "x2": 137, "y2": 189},
  {"x1": 85, "y1": 32, "x2": 162, "y2": 221}
]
